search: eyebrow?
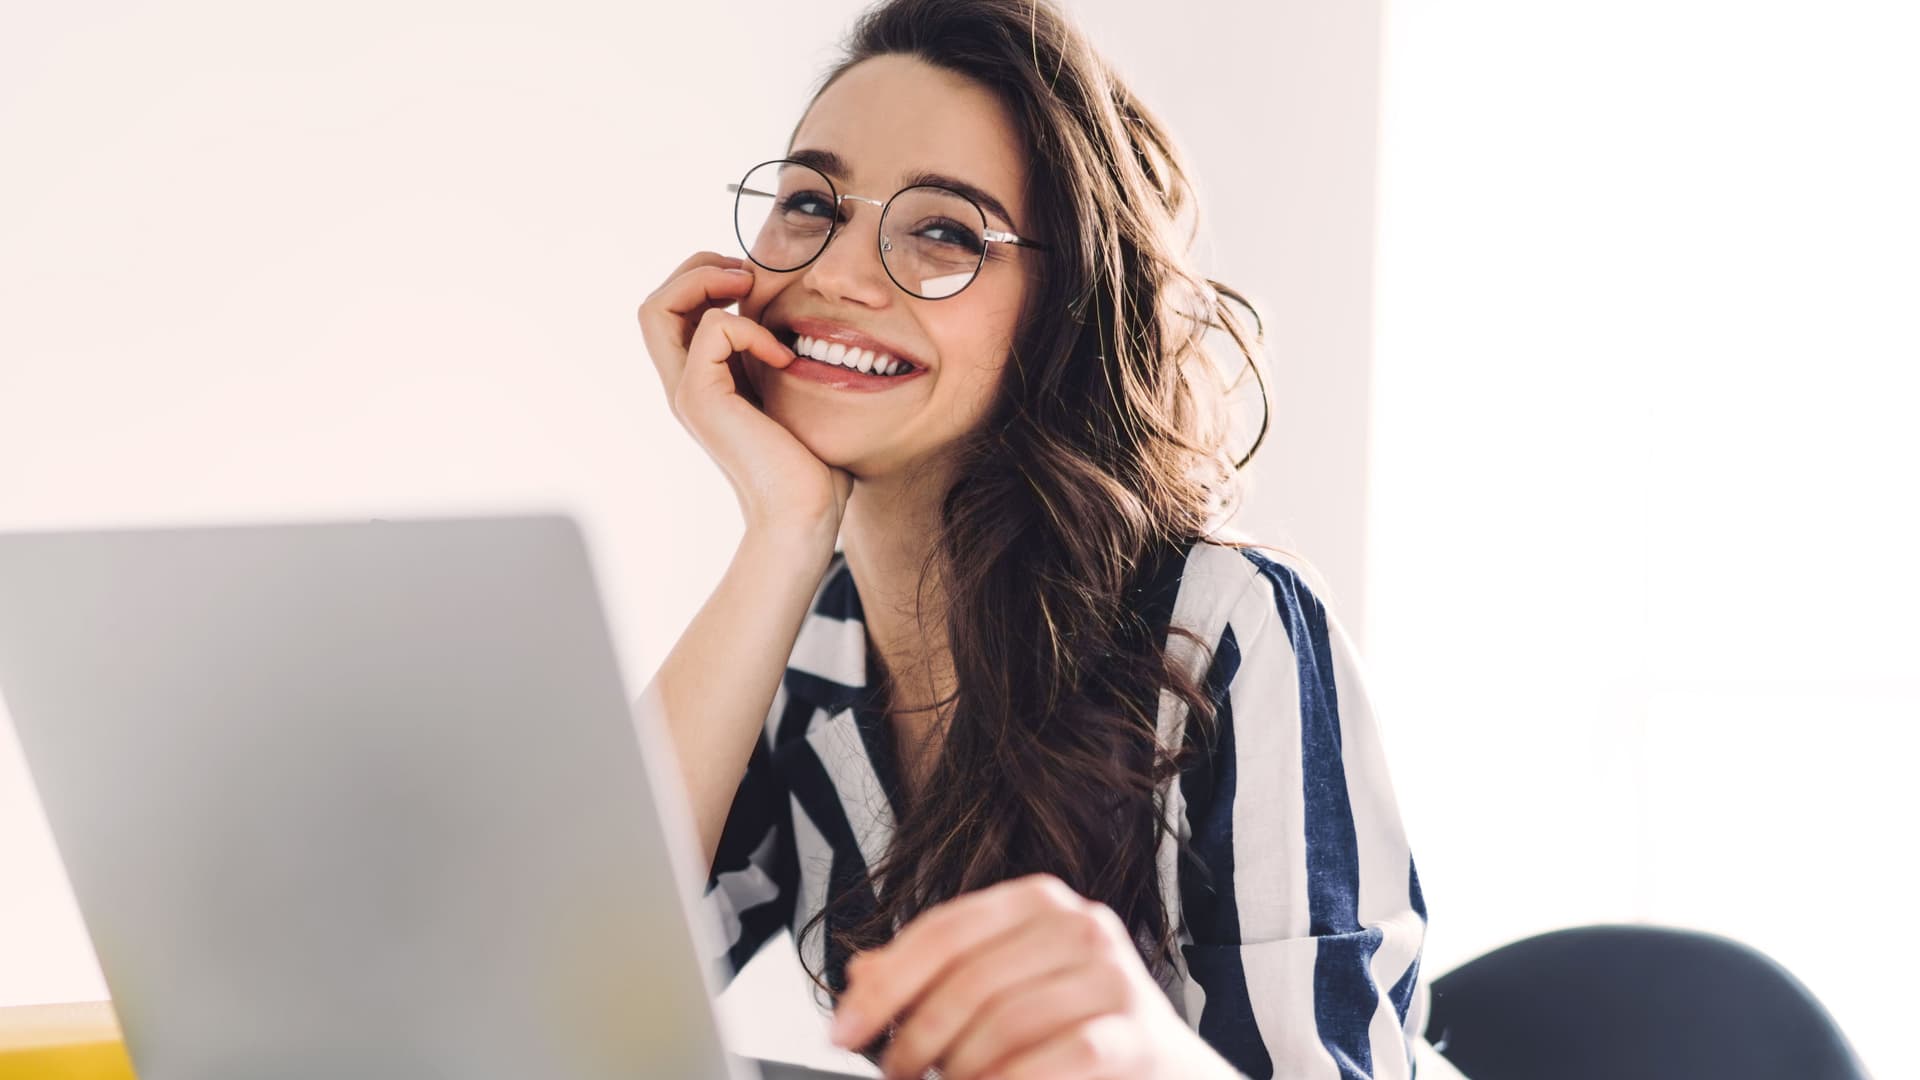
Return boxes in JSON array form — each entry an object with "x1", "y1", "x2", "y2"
[{"x1": 786, "y1": 147, "x2": 1024, "y2": 235}]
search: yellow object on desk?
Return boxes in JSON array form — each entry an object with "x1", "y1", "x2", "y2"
[{"x1": 0, "y1": 1002, "x2": 136, "y2": 1080}]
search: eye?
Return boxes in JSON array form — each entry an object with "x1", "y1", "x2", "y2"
[
  {"x1": 778, "y1": 189, "x2": 837, "y2": 221},
  {"x1": 912, "y1": 217, "x2": 985, "y2": 254}
]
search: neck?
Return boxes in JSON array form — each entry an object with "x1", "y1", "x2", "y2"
[{"x1": 839, "y1": 460, "x2": 957, "y2": 751}]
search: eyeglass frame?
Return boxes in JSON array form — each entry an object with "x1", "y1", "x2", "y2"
[{"x1": 726, "y1": 157, "x2": 1049, "y2": 301}]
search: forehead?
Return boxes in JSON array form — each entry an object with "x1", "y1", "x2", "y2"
[{"x1": 791, "y1": 54, "x2": 1029, "y2": 223}]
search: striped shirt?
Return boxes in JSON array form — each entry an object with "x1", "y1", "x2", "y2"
[{"x1": 701, "y1": 537, "x2": 1432, "y2": 1079}]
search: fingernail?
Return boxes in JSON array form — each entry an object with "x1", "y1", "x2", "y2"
[{"x1": 724, "y1": 267, "x2": 751, "y2": 277}]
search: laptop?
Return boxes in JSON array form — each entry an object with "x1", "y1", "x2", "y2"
[{"x1": 0, "y1": 512, "x2": 869, "y2": 1080}]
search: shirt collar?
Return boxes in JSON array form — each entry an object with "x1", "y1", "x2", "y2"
[
  {"x1": 781, "y1": 552, "x2": 871, "y2": 716},
  {"x1": 779, "y1": 537, "x2": 1195, "y2": 717}
]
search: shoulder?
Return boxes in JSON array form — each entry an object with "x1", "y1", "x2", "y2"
[{"x1": 1158, "y1": 533, "x2": 1343, "y2": 661}]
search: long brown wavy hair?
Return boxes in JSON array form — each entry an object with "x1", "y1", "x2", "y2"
[{"x1": 795, "y1": 0, "x2": 1277, "y2": 1000}]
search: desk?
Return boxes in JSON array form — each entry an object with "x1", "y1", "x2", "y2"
[
  {"x1": 0, "y1": 1001, "x2": 135, "y2": 1080},
  {"x1": 3, "y1": 1000, "x2": 1458, "y2": 1080},
  {"x1": 0, "y1": 1002, "x2": 871, "y2": 1080}
]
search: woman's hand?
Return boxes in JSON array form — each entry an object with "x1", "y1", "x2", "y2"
[
  {"x1": 829, "y1": 873, "x2": 1244, "y2": 1080},
  {"x1": 637, "y1": 251, "x2": 853, "y2": 541}
]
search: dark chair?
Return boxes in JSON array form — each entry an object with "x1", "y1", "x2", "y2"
[{"x1": 1426, "y1": 924, "x2": 1870, "y2": 1080}]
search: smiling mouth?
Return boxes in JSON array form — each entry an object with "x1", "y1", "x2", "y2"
[{"x1": 774, "y1": 328, "x2": 922, "y2": 378}]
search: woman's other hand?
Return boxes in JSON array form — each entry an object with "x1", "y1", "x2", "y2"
[
  {"x1": 637, "y1": 251, "x2": 853, "y2": 543},
  {"x1": 830, "y1": 873, "x2": 1244, "y2": 1080}
]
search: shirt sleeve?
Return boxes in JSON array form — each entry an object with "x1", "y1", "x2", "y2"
[
  {"x1": 700, "y1": 728, "x2": 799, "y2": 990},
  {"x1": 1173, "y1": 555, "x2": 1429, "y2": 1080}
]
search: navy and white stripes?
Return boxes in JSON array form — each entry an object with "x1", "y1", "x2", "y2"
[{"x1": 700, "y1": 538, "x2": 1431, "y2": 1078}]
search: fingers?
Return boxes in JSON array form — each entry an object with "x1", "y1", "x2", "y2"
[
  {"x1": 832, "y1": 873, "x2": 1089, "y2": 1052},
  {"x1": 876, "y1": 904, "x2": 1124, "y2": 1080},
  {"x1": 972, "y1": 1011, "x2": 1145, "y2": 1080},
  {"x1": 940, "y1": 966, "x2": 1134, "y2": 1080},
  {"x1": 660, "y1": 263, "x2": 755, "y2": 319},
  {"x1": 686, "y1": 307, "x2": 795, "y2": 375},
  {"x1": 639, "y1": 263, "x2": 760, "y2": 391},
  {"x1": 725, "y1": 352, "x2": 763, "y2": 409},
  {"x1": 665, "y1": 250, "x2": 744, "y2": 280},
  {"x1": 675, "y1": 307, "x2": 796, "y2": 423},
  {"x1": 639, "y1": 252, "x2": 747, "y2": 334}
]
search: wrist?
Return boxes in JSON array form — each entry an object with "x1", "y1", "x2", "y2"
[{"x1": 739, "y1": 516, "x2": 839, "y2": 568}]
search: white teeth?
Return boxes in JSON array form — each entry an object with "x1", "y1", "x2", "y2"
[{"x1": 791, "y1": 332, "x2": 910, "y2": 376}]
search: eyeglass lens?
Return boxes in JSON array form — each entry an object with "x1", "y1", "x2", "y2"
[{"x1": 732, "y1": 160, "x2": 988, "y2": 300}]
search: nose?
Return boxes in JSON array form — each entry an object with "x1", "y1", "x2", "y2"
[{"x1": 799, "y1": 197, "x2": 893, "y2": 309}]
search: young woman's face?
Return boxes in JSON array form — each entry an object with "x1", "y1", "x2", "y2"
[{"x1": 738, "y1": 54, "x2": 1036, "y2": 481}]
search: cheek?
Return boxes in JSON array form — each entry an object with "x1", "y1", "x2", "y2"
[
  {"x1": 925, "y1": 306, "x2": 1018, "y2": 401},
  {"x1": 931, "y1": 348, "x2": 1012, "y2": 438}
]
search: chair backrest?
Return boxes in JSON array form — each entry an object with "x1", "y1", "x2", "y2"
[{"x1": 1427, "y1": 925, "x2": 1869, "y2": 1080}]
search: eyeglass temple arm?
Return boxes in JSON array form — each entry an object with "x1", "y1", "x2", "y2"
[{"x1": 983, "y1": 228, "x2": 1047, "y2": 251}]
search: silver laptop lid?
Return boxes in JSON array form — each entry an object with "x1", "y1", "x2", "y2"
[{"x1": 0, "y1": 512, "x2": 757, "y2": 1080}]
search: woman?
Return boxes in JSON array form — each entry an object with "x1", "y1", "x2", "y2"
[{"x1": 636, "y1": 1, "x2": 1440, "y2": 1077}]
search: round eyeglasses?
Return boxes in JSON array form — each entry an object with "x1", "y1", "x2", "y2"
[{"x1": 727, "y1": 158, "x2": 1047, "y2": 300}]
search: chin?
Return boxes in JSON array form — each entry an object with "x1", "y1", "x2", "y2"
[{"x1": 766, "y1": 398, "x2": 879, "y2": 474}]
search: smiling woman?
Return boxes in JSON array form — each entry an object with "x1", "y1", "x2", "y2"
[{"x1": 633, "y1": 1, "x2": 1436, "y2": 1078}]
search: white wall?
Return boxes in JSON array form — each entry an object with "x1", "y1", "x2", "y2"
[
  {"x1": 1369, "y1": 3, "x2": 1917, "y2": 1077},
  {"x1": 0, "y1": 1, "x2": 1381, "y2": 1073}
]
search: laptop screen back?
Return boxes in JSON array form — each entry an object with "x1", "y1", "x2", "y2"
[{"x1": 0, "y1": 513, "x2": 748, "y2": 1080}]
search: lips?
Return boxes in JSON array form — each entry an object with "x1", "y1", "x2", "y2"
[{"x1": 768, "y1": 316, "x2": 929, "y2": 374}]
